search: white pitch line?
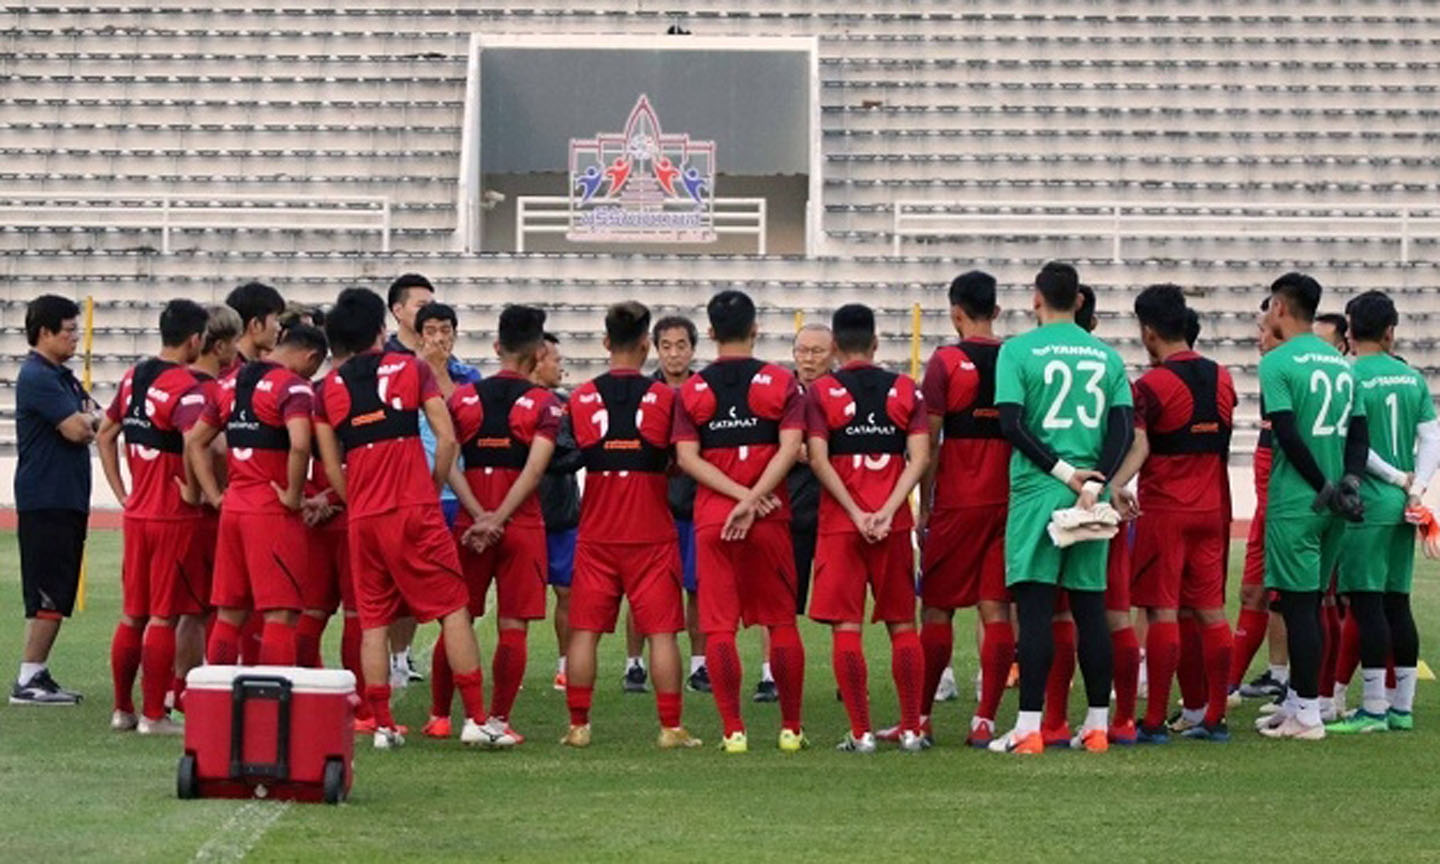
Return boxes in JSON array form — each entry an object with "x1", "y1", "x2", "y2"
[{"x1": 192, "y1": 800, "x2": 292, "y2": 863}]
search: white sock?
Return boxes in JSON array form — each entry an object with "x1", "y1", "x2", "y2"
[
  {"x1": 1084, "y1": 706, "x2": 1109, "y2": 731},
  {"x1": 1332, "y1": 682, "x2": 1348, "y2": 710},
  {"x1": 17, "y1": 662, "x2": 45, "y2": 686},
  {"x1": 1015, "y1": 710, "x2": 1042, "y2": 735},
  {"x1": 1360, "y1": 668, "x2": 1387, "y2": 714},
  {"x1": 1280, "y1": 687, "x2": 1299, "y2": 718},
  {"x1": 761, "y1": 662, "x2": 774, "y2": 683},
  {"x1": 556, "y1": 656, "x2": 567, "y2": 674},
  {"x1": 626, "y1": 656, "x2": 644, "y2": 671},
  {"x1": 1181, "y1": 706, "x2": 1205, "y2": 725},
  {"x1": 1393, "y1": 667, "x2": 1418, "y2": 713},
  {"x1": 690, "y1": 655, "x2": 706, "y2": 674},
  {"x1": 390, "y1": 652, "x2": 406, "y2": 669},
  {"x1": 1318, "y1": 696, "x2": 1334, "y2": 717},
  {"x1": 1269, "y1": 664, "x2": 1289, "y2": 685},
  {"x1": 1296, "y1": 697, "x2": 1321, "y2": 728}
]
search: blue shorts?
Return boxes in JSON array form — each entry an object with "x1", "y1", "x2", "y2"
[
  {"x1": 676, "y1": 518, "x2": 698, "y2": 593},
  {"x1": 547, "y1": 527, "x2": 578, "y2": 588},
  {"x1": 441, "y1": 498, "x2": 460, "y2": 530}
]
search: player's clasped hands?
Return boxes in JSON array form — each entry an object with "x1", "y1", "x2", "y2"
[
  {"x1": 301, "y1": 493, "x2": 335, "y2": 527},
  {"x1": 461, "y1": 513, "x2": 505, "y2": 553},
  {"x1": 1066, "y1": 468, "x2": 1105, "y2": 511},
  {"x1": 1111, "y1": 486, "x2": 1140, "y2": 521}
]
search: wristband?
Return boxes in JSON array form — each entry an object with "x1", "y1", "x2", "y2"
[
  {"x1": 1050, "y1": 460, "x2": 1077, "y2": 486},
  {"x1": 1081, "y1": 480, "x2": 1104, "y2": 497}
]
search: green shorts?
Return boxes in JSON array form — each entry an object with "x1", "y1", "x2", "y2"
[
  {"x1": 1338, "y1": 522, "x2": 1417, "y2": 594},
  {"x1": 1004, "y1": 487, "x2": 1108, "y2": 592},
  {"x1": 1264, "y1": 513, "x2": 1346, "y2": 593}
]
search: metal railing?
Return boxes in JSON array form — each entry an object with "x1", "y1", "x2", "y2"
[
  {"x1": 892, "y1": 200, "x2": 1440, "y2": 261},
  {"x1": 0, "y1": 192, "x2": 391, "y2": 253},
  {"x1": 516, "y1": 195, "x2": 767, "y2": 254}
]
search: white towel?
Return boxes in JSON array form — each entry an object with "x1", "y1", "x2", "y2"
[{"x1": 1047, "y1": 503, "x2": 1122, "y2": 548}]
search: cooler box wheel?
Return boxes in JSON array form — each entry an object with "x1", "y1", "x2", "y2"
[
  {"x1": 177, "y1": 753, "x2": 200, "y2": 800},
  {"x1": 322, "y1": 757, "x2": 346, "y2": 804}
]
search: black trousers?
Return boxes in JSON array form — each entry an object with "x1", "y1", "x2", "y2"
[
  {"x1": 18, "y1": 508, "x2": 88, "y2": 618},
  {"x1": 793, "y1": 526, "x2": 817, "y2": 615}
]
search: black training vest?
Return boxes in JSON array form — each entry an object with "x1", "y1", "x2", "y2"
[
  {"x1": 695, "y1": 359, "x2": 780, "y2": 450},
  {"x1": 826, "y1": 366, "x2": 909, "y2": 457},
  {"x1": 941, "y1": 341, "x2": 1003, "y2": 440},
  {"x1": 334, "y1": 353, "x2": 420, "y2": 453},
  {"x1": 226, "y1": 361, "x2": 291, "y2": 451},
  {"x1": 461, "y1": 375, "x2": 535, "y2": 471},
  {"x1": 580, "y1": 374, "x2": 670, "y2": 473},
  {"x1": 1147, "y1": 356, "x2": 1232, "y2": 457},
  {"x1": 1257, "y1": 395, "x2": 1272, "y2": 450},
  {"x1": 122, "y1": 358, "x2": 184, "y2": 453}
]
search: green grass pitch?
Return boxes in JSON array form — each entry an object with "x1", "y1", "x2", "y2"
[{"x1": 2, "y1": 530, "x2": 1439, "y2": 862}]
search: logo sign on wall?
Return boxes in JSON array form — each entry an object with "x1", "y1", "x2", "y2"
[{"x1": 568, "y1": 94, "x2": 716, "y2": 244}]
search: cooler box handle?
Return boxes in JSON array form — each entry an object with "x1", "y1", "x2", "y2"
[{"x1": 229, "y1": 674, "x2": 292, "y2": 782}]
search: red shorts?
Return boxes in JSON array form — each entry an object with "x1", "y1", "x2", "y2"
[
  {"x1": 920, "y1": 506, "x2": 1008, "y2": 609},
  {"x1": 182, "y1": 508, "x2": 220, "y2": 614},
  {"x1": 569, "y1": 540, "x2": 684, "y2": 635},
  {"x1": 696, "y1": 519, "x2": 797, "y2": 633},
  {"x1": 810, "y1": 531, "x2": 917, "y2": 624},
  {"x1": 1106, "y1": 526, "x2": 1132, "y2": 613},
  {"x1": 210, "y1": 510, "x2": 309, "y2": 613},
  {"x1": 1242, "y1": 507, "x2": 1266, "y2": 588},
  {"x1": 349, "y1": 504, "x2": 468, "y2": 630},
  {"x1": 122, "y1": 516, "x2": 207, "y2": 619},
  {"x1": 1131, "y1": 508, "x2": 1227, "y2": 610},
  {"x1": 304, "y1": 522, "x2": 353, "y2": 613},
  {"x1": 455, "y1": 520, "x2": 548, "y2": 621}
]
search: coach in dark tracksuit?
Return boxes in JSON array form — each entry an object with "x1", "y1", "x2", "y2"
[{"x1": 12, "y1": 295, "x2": 96, "y2": 706}]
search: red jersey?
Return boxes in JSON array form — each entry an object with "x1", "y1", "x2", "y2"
[
  {"x1": 1133, "y1": 351, "x2": 1236, "y2": 512},
  {"x1": 807, "y1": 363, "x2": 928, "y2": 535},
  {"x1": 672, "y1": 356, "x2": 806, "y2": 530},
  {"x1": 202, "y1": 362, "x2": 313, "y2": 515},
  {"x1": 106, "y1": 358, "x2": 206, "y2": 520},
  {"x1": 1254, "y1": 399, "x2": 1272, "y2": 507},
  {"x1": 314, "y1": 351, "x2": 441, "y2": 520},
  {"x1": 449, "y1": 370, "x2": 561, "y2": 530},
  {"x1": 922, "y1": 339, "x2": 1011, "y2": 509},
  {"x1": 571, "y1": 369, "x2": 676, "y2": 544}
]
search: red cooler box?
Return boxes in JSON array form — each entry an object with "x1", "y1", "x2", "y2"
[{"x1": 178, "y1": 666, "x2": 356, "y2": 804}]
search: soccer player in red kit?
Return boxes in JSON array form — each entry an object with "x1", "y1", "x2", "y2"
[
  {"x1": 186, "y1": 324, "x2": 329, "y2": 667},
  {"x1": 311, "y1": 287, "x2": 492, "y2": 750},
  {"x1": 560, "y1": 302, "x2": 702, "y2": 749},
  {"x1": 96, "y1": 299, "x2": 210, "y2": 735},
  {"x1": 674, "y1": 289, "x2": 806, "y2": 754},
  {"x1": 436, "y1": 304, "x2": 560, "y2": 744},
  {"x1": 805, "y1": 304, "x2": 931, "y2": 753},
  {"x1": 1121, "y1": 285, "x2": 1236, "y2": 742}
]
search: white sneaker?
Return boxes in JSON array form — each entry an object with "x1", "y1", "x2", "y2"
[
  {"x1": 898, "y1": 730, "x2": 929, "y2": 753},
  {"x1": 459, "y1": 718, "x2": 487, "y2": 747},
  {"x1": 1254, "y1": 710, "x2": 1289, "y2": 731},
  {"x1": 935, "y1": 666, "x2": 959, "y2": 703},
  {"x1": 836, "y1": 731, "x2": 877, "y2": 753},
  {"x1": 477, "y1": 716, "x2": 520, "y2": 749},
  {"x1": 1318, "y1": 698, "x2": 1339, "y2": 724},
  {"x1": 136, "y1": 715, "x2": 184, "y2": 736},
  {"x1": 1258, "y1": 715, "x2": 1325, "y2": 740},
  {"x1": 110, "y1": 710, "x2": 138, "y2": 732},
  {"x1": 373, "y1": 726, "x2": 406, "y2": 749}
]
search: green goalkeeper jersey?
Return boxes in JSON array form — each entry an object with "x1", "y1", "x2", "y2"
[
  {"x1": 1258, "y1": 332, "x2": 1365, "y2": 519},
  {"x1": 1352, "y1": 351, "x2": 1436, "y2": 524},
  {"x1": 994, "y1": 320, "x2": 1132, "y2": 500}
]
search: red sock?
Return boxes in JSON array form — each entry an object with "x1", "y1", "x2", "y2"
[
  {"x1": 141, "y1": 624, "x2": 176, "y2": 721},
  {"x1": 1043, "y1": 619, "x2": 1076, "y2": 732},
  {"x1": 1143, "y1": 619, "x2": 1180, "y2": 728},
  {"x1": 489, "y1": 629, "x2": 527, "y2": 721},
  {"x1": 1230, "y1": 608, "x2": 1270, "y2": 689},
  {"x1": 240, "y1": 615, "x2": 262, "y2": 665},
  {"x1": 365, "y1": 684, "x2": 395, "y2": 728},
  {"x1": 454, "y1": 669, "x2": 487, "y2": 724},
  {"x1": 430, "y1": 641, "x2": 455, "y2": 717},
  {"x1": 832, "y1": 630, "x2": 870, "y2": 738},
  {"x1": 295, "y1": 614, "x2": 328, "y2": 668},
  {"x1": 259, "y1": 619, "x2": 296, "y2": 666},
  {"x1": 206, "y1": 617, "x2": 241, "y2": 665},
  {"x1": 919, "y1": 620, "x2": 952, "y2": 719},
  {"x1": 978, "y1": 620, "x2": 1015, "y2": 723},
  {"x1": 707, "y1": 632, "x2": 745, "y2": 736},
  {"x1": 1334, "y1": 610, "x2": 1361, "y2": 691},
  {"x1": 340, "y1": 616, "x2": 370, "y2": 721},
  {"x1": 1319, "y1": 602, "x2": 1340, "y2": 698},
  {"x1": 656, "y1": 690, "x2": 682, "y2": 729},
  {"x1": 110, "y1": 622, "x2": 143, "y2": 714},
  {"x1": 1201, "y1": 620, "x2": 1234, "y2": 726},
  {"x1": 170, "y1": 676, "x2": 188, "y2": 713},
  {"x1": 891, "y1": 629, "x2": 924, "y2": 734},
  {"x1": 567, "y1": 683, "x2": 594, "y2": 726},
  {"x1": 1110, "y1": 626, "x2": 1141, "y2": 727},
  {"x1": 1177, "y1": 616, "x2": 1206, "y2": 711},
  {"x1": 769, "y1": 625, "x2": 805, "y2": 733}
]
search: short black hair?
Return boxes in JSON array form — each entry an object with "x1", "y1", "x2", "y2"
[
  {"x1": 1269, "y1": 272, "x2": 1322, "y2": 322},
  {"x1": 831, "y1": 303, "x2": 876, "y2": 355},
  {"x1": 652, "y1": 315, "x2": 698, "y2": 348},
  {"x1": 326, "y1": 287, "x2": 387, "y2": 356},
  {"x1": 1316, "y1": 312, "x2": 1348, "y2": 338},
  {"x1": 605, "y1": 301, "x2": 652, "y2": 350},
  {"x1": 1184, "y1": 308, "x2": 1201, "y2": 348},
  {"x1": 277, "y1": 322, "x2": 329, "y2": 358},
  {"x1": 159, "y1": 298, "x2": 210, "y2": 347},
  {"x1": 707, "y1": 290, "x2": 756, "y2": 343},
  {"x1": 224, "y1": 281, "x2": 285, "y2": 333},
  {"x1": 415, "y1": 302, "x2": 457, "y2": 334},
  {"x1": 1344, "y1": 292, "x2": 1396, "y2": 343},
  {"x1": 948, "y1": 270, "x2": 997, "y2": 320},
  {"x1": 1133, "y1": 283, "x2": 1189, "y2": 343},
  {"x1": 1036, "y1": 262, "x2": 1080, "y2": 313},
  {"x1": 1075, "y1": 284, "x2": 1097, "y2": 332},
  {"x1": 543, "y1": 332, "x2": 559, "y2": 346},
  {"x1": 25, "y1": 294, "x2": 80, "y2": 346},
  {"x1": 497, "y1": 304, "x2": 547, "y2": 355},
  {"x1": 387, "y1": 273, "x2": 434, "y2": 311}
]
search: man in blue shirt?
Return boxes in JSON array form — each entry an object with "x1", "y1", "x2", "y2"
[{"x1": 12, "y1": 295, "x2": 96, "y2": 706}]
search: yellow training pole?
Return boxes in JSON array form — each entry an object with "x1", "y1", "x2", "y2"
[
  {"x1": 910, "y1": 303, "x2": 922, "y2": 381},
  {"x1": 77, "y1": 295, "x2": 94, "y2": 612},
  {"x1": 794, "y1": 310, "x2": 804, "y2": 333}
]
